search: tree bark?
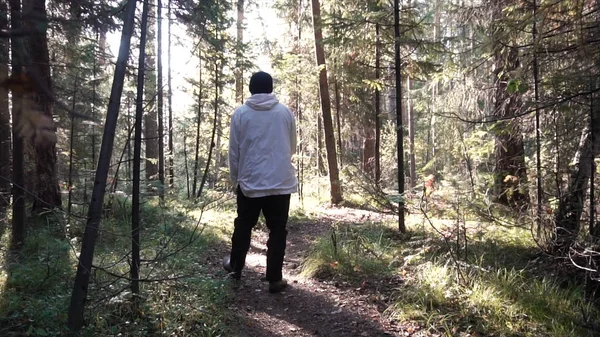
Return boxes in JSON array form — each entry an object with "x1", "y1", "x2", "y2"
[
  {"x1": 67, "y1": 74, "x2": 78, "y2": 215},
  {"x1": 184, "y1": 134, "x2": 190, "y2": 199},
  {"x1": 394, "y1": 0, "x2": 406, "y2": 232},
  {"x1": 407, "y1": 76, "x2": 416, "y2": 189},
  {"x1": 9, "y1": 0, "x2": 25, "y2": 247},
  {"x1": 0, "y1": 1, "x2": 10, "y2": 209},
  {"x1": 374, "y1": 22, "x2": 381, "y2": 183},
  {"x1": 333, "y1": 75, "x2": 343, "y2": 169},
  {"x1": 533, "y1": 0, "x2": 543, "y2": 231},
  {"x1": 25, "y1": 0, "x2": 61, "y2": 211},
  {"x1": 235, "y1": 0, "x2": 245, "y2": 104},
  {"x1": 144, "y1": 0, "x2": 159, "y2": 188},
  {"x1": 554, "y1": 118, "x2": 600, "y2": 252},
  {"x1": 311, "y1": 0, "x2": 342, "y2": 204},
  {"x1": 157, "y1": 0, "x2": 165, "y2": 199},
  {"x1": 167, "y1": 0, "x2": 174, "y2": 188},
  {"x1": 67, "y1": 0, "x2": 137, "y2": 330},
  {"x1": 192, "y1": 50, "x2": 202, "y2": 197},
  {"x1": 132, "y1": 0, "x2": 150, "y2": 295}
]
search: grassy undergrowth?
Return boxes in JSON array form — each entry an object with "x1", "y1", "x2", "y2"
[
  {"x1": 301, "y1": 216, "x2": 600, "y2": 337},
  {"x1": 0, "y1": 194, "x2": 236, "y2": 336}
]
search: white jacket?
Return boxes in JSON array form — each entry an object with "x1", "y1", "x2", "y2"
[{"x1": 229, "y1": 94, "x2": 298, "y2": 198}]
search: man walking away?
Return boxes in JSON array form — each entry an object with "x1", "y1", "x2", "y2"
[{"x1": 224, "y1": 71, "x2": 297, "y2": 293}]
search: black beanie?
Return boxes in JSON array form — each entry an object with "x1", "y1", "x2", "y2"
[{"x1": 249, "y1": 71, "x2": 273, "y2": 95}]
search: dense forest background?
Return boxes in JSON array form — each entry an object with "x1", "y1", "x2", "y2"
[{"x1": 1, "y1": 0, "x2": 600, "y2": 336}]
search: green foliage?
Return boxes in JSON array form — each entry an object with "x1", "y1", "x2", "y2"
[
  {"x1": 0, "y1": 199, "x2": 234, "y2": 336},
  {"x1": 299, "y1": 206, "x2": 600, "y2": 336},
  {"x1": 301, "y1": 223, "x2": 399, "y2": 281}
]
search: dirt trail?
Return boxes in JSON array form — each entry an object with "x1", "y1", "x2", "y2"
[{"x1": 213, "y1": 207, "x2": 409, "y2": 337}]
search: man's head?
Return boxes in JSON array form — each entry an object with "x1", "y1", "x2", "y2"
[{"x1": 249, "y1": 71, "x2": 273, "y2": 95}]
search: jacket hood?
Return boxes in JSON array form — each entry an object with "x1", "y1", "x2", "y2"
[{"x1": 245, "y1": 93, "x2": 279, "y2": 111}]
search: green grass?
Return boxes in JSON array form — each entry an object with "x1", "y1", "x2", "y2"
[
  {"x1": 301, "y1": 223, "x2": 400, "y2": 281},
  {"x1": 0, "y1": 195, "x2": 235, "y2": 337},
  {"x1": 300, "y1": 211, "x2": 600, "y2": 337}
]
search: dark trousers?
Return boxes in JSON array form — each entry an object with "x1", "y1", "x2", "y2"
[{"x1": 229, "y1": 188, "x2": 291, "y2": 282}]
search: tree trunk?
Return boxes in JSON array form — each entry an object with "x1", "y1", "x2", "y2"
[
  {"x1": 374, "y1": 22, "x2": 381, "y2": 183},
  {"x1": 394, "y1": 0, "x2": 406, "y2": 232},
  {"x1": 533, "y1": 0, "x2": 543, "y2": 231},
  {"x1": 67, "y1": 0, "x2": 137, "y2": 330},
  {"x1": 157, "y1": 0, "x2": 165, "y2": 199},
  {"x1": 213, "y1": 104, "x2": 222, "y2": 188},
  {"x1": 554, "y1": 0, "x2": 600, "y2": 249},
  {"x1": 0, "y1": 1, "x2": 10, "y2": 209},
  {"x1": 363, "y1": 136, "x2": 375, "y2": 175},
  {"x1": 184, "y1": 134, "x2": 190, "y2": 199},
  {"x1": 67, "y1": 74, "x2": 79, "y2": 215},
  {"x1": 492, "y1": 3, "x2": 529, "y2": 208},
  {"x1": 317, "y1": 112, "x2": 325, "y2": 175},
  {"x1": 192, "y1": 50, "x2": 202, "y2": 197},
  {"x1": 407, "y1": 76, "x2": 416, "y2": 189},
  {"x1": 25, "y1": 0, "x2": 61, "y2": 211},
  {"x1": 144, "y1": 0, "x2": 158, "y2": 188},
  {"x1": 554, "y1": 120, "x2": 599, "y2": 252},
  {"x1": 296, "y1": 0, "x2": 304, "y2": 200},
  {"x1": 9, "y1": 0, "x2": 25, "y2": 247},
  {"x1": 167, "y1": 0, "x2": 174, "y2": 188},
  {"x1": 311, "y1": 0, "x2": 342, "y2": 204},
  {"x1": 235, "y1": 0, "x2": 245, "y2": 104},
  {"x1": 85, "y1": 32, "x2": 99, "y2": 205},
  {"x1": 197, "y1": 60, "x2": 219, "y2": 199},
  {"x1": 132, "y1": 0, "x2": 150, "y2": 295},
  {"x1": 333, "y1": 75, "x2": 343, "y2": 169},
  {"x1": 126, "y1": 98, "x2": 132, "y2": 189}
]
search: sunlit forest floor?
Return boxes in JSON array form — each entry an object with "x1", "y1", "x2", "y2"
[{"x1": 1, "y1": 187, "x2": 599, "y2": 336}]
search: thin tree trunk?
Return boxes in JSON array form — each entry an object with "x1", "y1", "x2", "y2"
[
  {"x1": 430, "y1": 0, "x2": 440, "y2": 172},
  {"x1": 0, "y1": 1, "x2": 9, "y2": 209},
  {"x1": 213, "y1": 104, "x2": 222, "y2": 188},
  {"x1": 375, "y1": 22, "x2": 381, "y2": 184},
  {"x1": 297, "y1": 0, "x2": 304, "y2": 200},
  {"x1": 67, "y1": 74, "x2": 79, "y2": 216},
  {"x1": 127, "y1": 97, "x2": 132, "y2": 187},
  {"x1": 317, "y1": 112, "x2": 325, "y2": 175},
  {"x1": 9, "y1": 0, "x2": 25, "y2": 247},
  {"x1": 67, "y1": 0, "x2": 137, "y2": 330},
  {"x1": 132, "y1": 0, "x2": 150, "y2": 296},
  {"x1": 590, "y1": 87, "x2": 596, "y2": 237},
  {"x1": 144, "y1": 0, "x2": 158, "y2": 188},
  {"x1": 25, "y1": 0, "x2": 61, "y2": 211},
  {"x1": 157, "y1": 0, "x2": 165, "y2": 199},
  {"x1": 333, "y1": 75, "x2": 343, "y2": 169},
  {"x1": 554, "y1": 121, "x2": 599, "y2": 252},
  {"x1": 192, "y1": 50, "x2": 202, "y2": 197},
  {"x1": 110, "y1": 124, "x2": 135, "y2": 194},
  {"x1": 425, "y1": 114, "x2": 431, "y2": 164},
  {"x1": 197, "y1": 60, "x2": 220, "y2": 199},
  {"x1": 407, "y1": 76, "x2": 416, "y2": 188},
  {"x1": 184, "y1": 134, "x2": 190, "y2": 199},
  {"x1": 533, "y1": 0, "x2": 543, "y2": 231},
  {"x1": 394, "y1": 0, "x2": 406, "y2": 232},
  {"x1": 235, "y1": 0, "x2": 245, "y2": 104},
  {"x1": 91, "y1": 31, "x2": 98, "y2": 175},
  {"x1": 311, "y1": 0, "x2": 342, "y2": 204},
  {"x1": 167, "y1": 0, "x2": 174, "y2": 188}
]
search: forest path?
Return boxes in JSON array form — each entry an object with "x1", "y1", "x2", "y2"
[{"x1": 210, "y1": 206, "x2": 411, "y2": 337}]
